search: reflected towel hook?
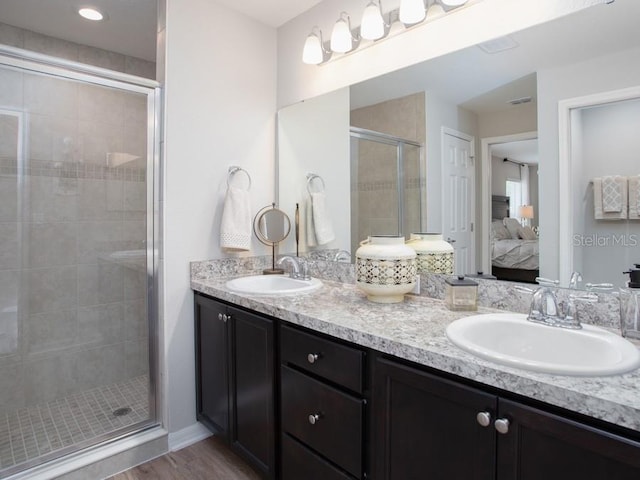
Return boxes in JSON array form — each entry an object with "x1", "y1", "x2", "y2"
[
  {"x1": 306, "y1": 173, "x2": 325, "y2": 194},
  {"x1": 227, "y1": 166, "x2": 251, "y2": 191}
]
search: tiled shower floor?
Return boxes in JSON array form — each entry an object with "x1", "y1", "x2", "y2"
[{"x1": 0, "y1": 375, "x2": 149, "y2": 473}]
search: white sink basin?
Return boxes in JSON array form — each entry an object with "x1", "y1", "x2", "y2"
[
  {"x1": 446, "y1": 313, "x2": 640, "y2": 376},
  {"x1": 225, "y1": 275, "x2": 322, "y2": 296}
]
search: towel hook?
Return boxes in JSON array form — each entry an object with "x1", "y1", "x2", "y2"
[
  {"x1": 227, "y1": 166, "x2": 251, "y2": 191},
  {"x1": 306, "y1": 173, "x2": 325, "y2": 194}
]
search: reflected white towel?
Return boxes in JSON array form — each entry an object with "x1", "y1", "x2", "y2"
[
  {"x1": 305, "y1": 199, "x2": 317, "y2": 248},
  {"x1": 593, "y1": 177, "x2": 627, "y2": 220},
  {"x1": 602, "y1": 175, "x2": 623, "y2": 212},
  {"x1": 629, "y1": 175, "x2": 640, "y2": 220},
  {"x1": 311, "y1": 192, "x2": 335, "y2": 245},
  {"x1": 220, "y1": 186, "x2": 252, "y2": 251}
]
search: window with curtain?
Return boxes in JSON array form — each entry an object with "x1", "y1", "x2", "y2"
[{"x1": 506, "y1": 179, "x2": 522, "y2": 218}]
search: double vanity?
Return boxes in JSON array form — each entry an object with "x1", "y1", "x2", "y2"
[{"x1": 191, "y1": 258, "x2": 640, "y2": 479}]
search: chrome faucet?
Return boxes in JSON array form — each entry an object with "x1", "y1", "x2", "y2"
[
  {"x1": 276, "y1": 256, "x2": 310, "y2": 280},
  {"x1": 516, "y1": 277, "x2": 611, "y2": 329},
  {"x1": 569, "y1": 271, "x2": 582, "y2": 289}
]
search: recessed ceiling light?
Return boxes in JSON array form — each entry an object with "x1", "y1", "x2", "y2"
[{"x1": 78, "y1": 7, "x2": 104, "y2": 21}]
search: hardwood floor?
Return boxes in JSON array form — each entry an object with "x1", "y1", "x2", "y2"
[{"x1": 108, "y1": 436, "x2": 261, "y2": 480}]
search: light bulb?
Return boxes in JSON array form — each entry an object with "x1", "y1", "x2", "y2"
[
  {"x1": 441, "y1": 0, "x2": 468, "y2": 6},
  {"x1": 399, "y1": 0, "x2": 426, "y2": 24},
  {"x1": 426, "y1": 2, "x2": 445, "y2": 20},
  {"x1": 331, "y1": 16, "x2": 354, "y2": 53},
  {"x1": 361, "y1": 1, "x2": 385, "y2": 41},
  {"x1": 302, "y1": 32, "x2": 324, "y2": 65}
]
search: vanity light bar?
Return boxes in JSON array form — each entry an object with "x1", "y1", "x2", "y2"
[{"x1": 302, "y1": 0, "x2": 473, "y2": 65}]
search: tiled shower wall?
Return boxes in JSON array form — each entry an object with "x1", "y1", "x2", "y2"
[
  {"x1": 0, "y1": 22, "x2": 155, "y2": 80},
  {"x1": 350, "y1": 92, "x2": 426, "y2": 249},
  {"x1": 0, "y1": 51, "x2": 149, "y2": 415}
]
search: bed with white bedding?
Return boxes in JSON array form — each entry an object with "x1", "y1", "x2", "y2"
[{"x1": 490, "y1": 216, "x2": 539, "y2": 283}]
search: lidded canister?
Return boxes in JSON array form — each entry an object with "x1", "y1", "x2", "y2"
[
  {"x1": 355, "y1": 235, "x2": 417, "y2": 303},
  {"x1": 406, "y1": 233, "x2": 454, "y2": 274}
]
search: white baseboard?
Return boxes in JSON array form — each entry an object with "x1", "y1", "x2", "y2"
[{"x1": 168, "y1": 422, "x2": 213, "y2": 452}]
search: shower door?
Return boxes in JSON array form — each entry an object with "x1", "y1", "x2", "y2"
[
  {"x1": 350, "y1": 127, "x2": 424, "y2": 256},
  {"x1": 0, "y1": 55, "x2": 158, "y2": 476}
]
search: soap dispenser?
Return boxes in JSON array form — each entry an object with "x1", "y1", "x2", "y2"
[{"x1": 620, "y1": 264, "x2": 640, "y2": 340}]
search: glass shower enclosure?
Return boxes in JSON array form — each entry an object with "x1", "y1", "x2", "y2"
[
  {"x1": 350, "y1": 127, "x2": 424, "y2": 256},
  {"x1": 0, "y1": 51, "x2": 158, "y2": 476}
]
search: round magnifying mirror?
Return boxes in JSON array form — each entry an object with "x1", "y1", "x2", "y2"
[
  {"x1": 254, "y1": 206, "x2": 291, "y2": 245},
  {"x1": 254, "y1": 204, "x2": 291, "y2": 274}
]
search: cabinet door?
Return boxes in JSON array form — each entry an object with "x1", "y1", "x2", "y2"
[
  {"x1": 194, "y1": 294, "x2": 231, "y2": 439},
  {"x1": 497, "y1": 398, "x2": 640, "y2": 480},
  {"x1": 230, "y1": 306, "x2": 276, "y2": 478},
  {"x1": 373, "y1": 357, "x2": 496, "y2": 480}
]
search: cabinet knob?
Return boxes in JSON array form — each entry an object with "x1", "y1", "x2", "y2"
[
  {"x1": 221, "y1": 314, "x2": 229, "y2": 323},
  {"x1": 218, "y1": 313, "x2": 223, "y2": 321},
  {"x1": 476, "y1": 411, "x2": 491, "y2": 427},
  {"x1": 308, "y1": 414, "x2": 321, "y2": 425},
  {"x1": 307, "y1": 353, "x2": 319, "y2": 364},
  {"x1": 494, "y1": 418, "x2": 510, "y2": 434}
]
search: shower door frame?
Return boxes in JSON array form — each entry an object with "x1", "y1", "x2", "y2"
[{"x1": 0, "y1": 45, "x2": 162, "y2": 475}]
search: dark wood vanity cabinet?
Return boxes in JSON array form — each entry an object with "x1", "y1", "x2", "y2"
[
  {"x1": 373, "y1": 355, "x2": 640, "y2": 480},
  {"x1": 194, "y1": 293, "x2": 640, "y2": 480},
  {"x1": 194, "y1": 293, "x2": 276, "y2": 478},
  {"x1": 280, "y1": 324, "x2": 368, "y2": 480}
]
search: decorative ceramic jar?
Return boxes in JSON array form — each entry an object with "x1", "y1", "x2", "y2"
[
  {"x1": 406, "y1": 233, "x2": 454, "y2": 274},
  {"x1": 355, "y1": 235, "x2": 417, "y2": 303}
]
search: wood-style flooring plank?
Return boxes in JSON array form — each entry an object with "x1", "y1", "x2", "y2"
[{"x1": 108, "y1": 436, "x2": 261, "y2": 480}]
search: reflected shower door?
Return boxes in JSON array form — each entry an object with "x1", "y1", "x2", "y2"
[
  {"x1": 350, "y1": 128, "x2": 423, "y2": 256},
  {"x1": 0, "y1": 61, "x2": 156, "y2": 476}
]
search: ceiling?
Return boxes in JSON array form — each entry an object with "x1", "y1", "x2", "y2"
[{"x1": 0, "y1": 0, "x2": 322, "y2": 61}]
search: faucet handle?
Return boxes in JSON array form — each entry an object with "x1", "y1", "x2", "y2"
[
  {"x1": 535, "y1": 277, "x2": 560, "y2": 287},
  {"x1": 585, "y1": 282, "x2": 614, "y2": 292},
  {"x1": 514, "y1": 285, "x2": 535, "y2": 295}
]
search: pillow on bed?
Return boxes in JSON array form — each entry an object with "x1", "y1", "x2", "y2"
[
  {"x1": 519, "y1": 225, "x2": 538, "y2": 240},
  {"x1": 491, "y1": 220, "x2": 511, "y2": 240},
  {"x1": 503, "y1": 217, "x2": 521, "y2": 239}
]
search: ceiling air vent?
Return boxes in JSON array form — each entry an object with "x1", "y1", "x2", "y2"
[
  {"x1": 508, "y1": 96, "x2": 532, "y2": 106},
  {"x1": 477, "y1": 35, "x2": 519, "y2": 54}
]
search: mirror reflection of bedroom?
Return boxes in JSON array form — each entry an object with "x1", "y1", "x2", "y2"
[{"x1": 490, "y1": 139, "x2": 539, "y2": 283}]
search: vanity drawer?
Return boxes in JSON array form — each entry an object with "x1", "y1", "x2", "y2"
[
  {"x1": 281, "y1": 324, "x2": 364, "y2": 393},
  {"x1": 281, "y1": 366, "x2": 363, "y2": 478},
  {"x1": 282, "y1": 433, "x2": 354, "y2": 480}
]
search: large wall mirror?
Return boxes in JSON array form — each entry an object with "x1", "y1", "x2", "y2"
[{"x1": 278, "y1": 0, "x2": 640, "y2": 289}]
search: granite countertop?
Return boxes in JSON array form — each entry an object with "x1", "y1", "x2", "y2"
[{"x1": 191, "y1": 273, "x2": 640, "y2": 434}]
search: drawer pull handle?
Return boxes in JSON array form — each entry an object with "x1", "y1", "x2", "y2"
[
  {"x1": 307, "y1": 353, "x2": 319, "y2": 364},
  {"x1": 494, "y1": 418, "x2": 510, "y2": 434},
  {"x1": 476, "y1": 411, "x2": 491, "y2": 427},
  {"x1": 308, "y1": 414, "x2": 321, "y2": 425}
]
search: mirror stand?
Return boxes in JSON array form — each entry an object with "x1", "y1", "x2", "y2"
[{"x1": 253, "y1": 203, "x2": 292, "y2": 275}]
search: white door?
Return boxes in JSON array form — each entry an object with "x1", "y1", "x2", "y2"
[{"x1": 442, "y1": 130, "x2": 475, "y2": 276}]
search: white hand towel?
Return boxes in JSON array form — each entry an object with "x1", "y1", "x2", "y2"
[
  {"x1": 629, "y1": 175, "x2": 640, "y2": 220},
  {"x1": 305, "y1": 198, "x2": 318, "y2": 247},
  {"x1": 220, "y1": 186, "x2": 251, "y2": 251},
  {"x1": 602, "y1": 175, "x2": 623, "y2": 212},
  {"x1": 311, "y1": 192, "x2": 335, "y2": 245},
  {"x1": 594, "y1": 177, "x2": 627, "y2": 220}
]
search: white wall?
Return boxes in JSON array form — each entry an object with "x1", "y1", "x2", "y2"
[
  {"x1": 277, "y1": 88, "x2": 351, "y2": 255},
  {"x1": 277, "y1": 0, "x2": 608, "y2": 108},
  {"x1": 163, "y1": 0, "x2": 276, "y2": 436},
  {"x1": 537, "y1": 44, "x2": 640, "y2": 280}
]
